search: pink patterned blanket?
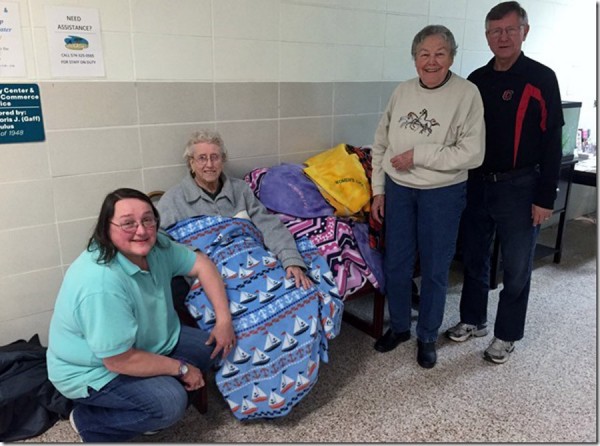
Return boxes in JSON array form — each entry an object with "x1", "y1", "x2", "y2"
[{"x1": 245, "y1": 168, "x2": 382, "y2": 299}]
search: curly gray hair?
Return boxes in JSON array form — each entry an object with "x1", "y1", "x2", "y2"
[
  {"x1": 183, "y1": 129, "x2": 228, "y2": 163},
  {"x1": 411, "y1": 24, "x2": 458, "y2": 60}
]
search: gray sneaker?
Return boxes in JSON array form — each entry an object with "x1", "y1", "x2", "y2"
[
  {"x1": 484, "y1": 337, "x2": 515, "y2": 364},
  {"x1": 445, "y1": 322, "x2": 488, "y2": 342}
]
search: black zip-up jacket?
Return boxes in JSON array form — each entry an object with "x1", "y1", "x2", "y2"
[
  {"x1": 0, "y1": 334, "x2": 72, "y2": 441},
  {"x1": 468, "y1": 52, "x2": 564, "y2": 209}
]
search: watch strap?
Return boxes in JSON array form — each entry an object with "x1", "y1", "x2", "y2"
[{"x1": 177, "y1": 360, "x2": 188, "y2": 378}]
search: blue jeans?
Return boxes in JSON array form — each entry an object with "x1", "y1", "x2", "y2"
[
  {"x1": 71, "y1": 325, "x2": 214, "y2": 442},
  {"x1": 384, "y1": 177, "x2": 466, "y2": 343},
  {"x1": 459, "y1": 171, "x2": 540, "y2": 341}
]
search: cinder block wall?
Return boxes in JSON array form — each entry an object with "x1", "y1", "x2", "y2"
[{"x1": 0, "y1": 0, "x2": 595, "y2": 345}]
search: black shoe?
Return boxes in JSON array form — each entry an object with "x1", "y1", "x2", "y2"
[
  {"x1": 374, "y1": 328, "x2": 410, "y2": 353},
  {"x1": 417, "y1": 340, "x2": 437, "y2": 368}
]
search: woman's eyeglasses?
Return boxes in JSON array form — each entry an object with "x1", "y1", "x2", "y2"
[
  {"x1": 111, "y1": 217, "x2": 157, "y2": 233},
  {"x1": 193, "y1": 154, "x2": 222, "y2": 164}
]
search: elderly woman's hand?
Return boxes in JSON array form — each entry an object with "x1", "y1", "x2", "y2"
[
  {"x1": 206, "y1": 320, "x2": 236, "y2": 360},
  {"x1": 371, "y1": 194, "x2": 385, "y2": 224},
  {"x1": 391, "y1": 149, "x2": 414, "y2": 171},
  {"x1": 286, "y1": 266, "x2": 312, "y2": 290}
]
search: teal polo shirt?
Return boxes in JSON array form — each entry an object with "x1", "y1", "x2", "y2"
[{"x1": 47, "y1": 232, "x2": 196, "y2": 399}]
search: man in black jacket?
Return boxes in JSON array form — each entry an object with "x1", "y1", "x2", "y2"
[{"x1": 446, "y1": 1, "x2": 563, "y2": 364}]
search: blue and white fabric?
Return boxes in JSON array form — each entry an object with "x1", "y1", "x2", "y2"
[{"x1": 166, "y1": 215, "x2": 343, "y2": 420}]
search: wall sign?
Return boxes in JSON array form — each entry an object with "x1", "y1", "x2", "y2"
[
  {"x1": 45, "y1": 6, "x2": 105, "y2": 78},
  {"x1": 0, "y1": 2, "x2": 27, "y2": 77},
  {"x1": 0, "y1": 83, "x2": 45, "y2": 144}
]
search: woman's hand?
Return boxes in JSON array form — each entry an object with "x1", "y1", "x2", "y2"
[
  {"x1": 180, "y1": 363, "x2": 205, "y2": 391},
  {"x1": 206, "y1": 320, "x2": 236, "y2": 360},
  {"x1": 188, "y1": 251, "x2": 236, "y2": 360},
  {"x1": 103, "y1": 348, "x2": 209, "y2": 386},
  {"x1": 286, "y1": 265, "x2": 312, "y2": 290},
  {"x1": 390, "y1": 149, "x2": 414, "y2": 171},
  {"x1": 371, "y1": 194, "x2": 385, "y2": 224}
]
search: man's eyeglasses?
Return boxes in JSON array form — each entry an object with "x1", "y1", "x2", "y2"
[
  {"x1": 193, "y1": 153, "x2": 222, "y2": 164},
  {"x1": 111, "y1": 217, "x2": 157, "y2": 233},
  {"x1": 486, "y1": 25, "x2": 523, "y2": 39}
]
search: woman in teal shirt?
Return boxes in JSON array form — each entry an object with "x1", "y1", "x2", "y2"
[{"x1": 47, "y1": 188, "x2": 235, "y2": 442}]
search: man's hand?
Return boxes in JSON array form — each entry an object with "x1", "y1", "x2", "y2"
[{"x1": 532, "y1": 204, "x2": 552, "y2": 226}]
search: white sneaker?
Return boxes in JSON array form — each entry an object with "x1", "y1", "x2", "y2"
[
  {"x1": 484, "y1": 337, "x2": 515, "y2": 364},
  {"x1": 445, "y1": 322, "x2": 488, "y2": 342},
  {"x1": 69, "y1": 410, "x2": 80, "y2": 437}
]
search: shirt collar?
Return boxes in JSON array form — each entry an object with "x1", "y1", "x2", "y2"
[
  {"x1": 113, "y1": 233, "x2": 166, "y2": 276},
  {"x1": 419, "y1": 70, "x2": 453, "y2": 89},
  {"x1": 181, "y1": 172, "x2": 233, "y2": 204},
  {"x1": 486, "y1": 51, "x2": 526, "y2": 74},
  {"x1": 115, "y1": 251, "x2": 145, "y2": 276}
]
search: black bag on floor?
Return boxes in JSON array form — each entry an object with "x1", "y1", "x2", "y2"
[{"x1": 0, "y1": 334, "x2": 72, "y2": 441}]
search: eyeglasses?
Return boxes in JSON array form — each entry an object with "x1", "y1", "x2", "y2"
[
  {"x1": 111, "y1": 216, "x2": 157, "y2": 233},
  {"x1": 193, "y1": 153, "x2": 222, "y2": 164},
  {"x1": 486, "y1": 25, "x2": 523, "y2": 39}
]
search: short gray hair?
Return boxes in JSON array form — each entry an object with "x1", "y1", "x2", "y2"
[
  {"x1": 411, "y1": 25, "x2": 458, "y2": 60},
  {"x1": 183, "y1": 129, "x2": 228, "y2": 162},
  {"x1": 485, "y1": 1, "x2": 528, "y2": 28}
]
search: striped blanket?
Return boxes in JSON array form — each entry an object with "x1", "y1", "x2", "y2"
[
  {"x1": 244, "y1": 166, "x2": 383, "y2": 298},
  {"x1": 166, "y1": 215, "x2": 343, "y2": 420}
]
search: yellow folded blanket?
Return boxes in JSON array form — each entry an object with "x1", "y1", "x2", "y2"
[
  {"x1": 303, "y1": 144, "x2": 371, "y2": 217},
  {"x1": 304, "y1": 143, "x2": 348, "y2": 167}
]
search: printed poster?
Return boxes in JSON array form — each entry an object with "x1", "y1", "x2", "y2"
[
  {"x1": 45, "y1": 6, "x2": 105, "y2": 77},
  {"x1": 0, "y1": 2, "x2": 27, "y2": 77}
]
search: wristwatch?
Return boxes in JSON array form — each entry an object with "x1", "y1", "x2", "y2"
[{"x1": 177, "y1": 360, "x2": 189, "y2": 378}]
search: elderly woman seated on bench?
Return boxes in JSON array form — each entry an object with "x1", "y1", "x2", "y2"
[
  {"x1": 155, "y1": 130, "x2": 343, "y2": 421},
  {"x1": 157, "y1": 129, "x2": 312, "y2": 290}
]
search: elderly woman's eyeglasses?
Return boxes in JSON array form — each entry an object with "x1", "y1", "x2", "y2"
[
  {"x1": 193, "y1": 153, "x2": 222, "y2": 164},
  {"x1": 486, "y1": 26, "x2": 523, "y2": 39},
  {"x1": 111, "y1": 217, "x2": 157, "y2": 233}
]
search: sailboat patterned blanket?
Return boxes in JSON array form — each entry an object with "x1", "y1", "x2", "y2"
[{"x1": 166, "y1": 215, "x2": 344, "y2": 420}]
